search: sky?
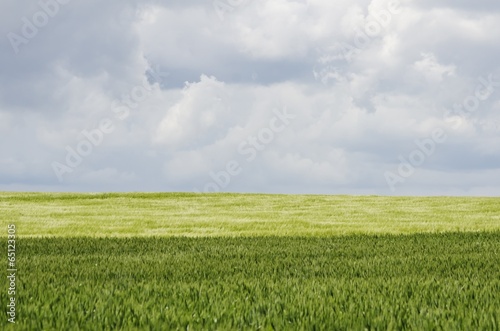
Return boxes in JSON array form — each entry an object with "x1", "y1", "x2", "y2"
[{"x1": 1, "y1": 0, "x2": 499, "y2": 195}]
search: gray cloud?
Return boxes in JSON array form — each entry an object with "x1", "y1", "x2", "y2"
[{"x1": 1, "y1": 0, "x2": 499, "y2": 195}]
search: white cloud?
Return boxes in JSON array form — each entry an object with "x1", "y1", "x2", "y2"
[
  {"x1": 413, "y1": 52, "x2": 456, "y2": 82},
  {"x1": 0, "y1": 0, "x2": 499, "y2": 195},
  {"x1": 154, "y1": 75, "x2": 232, "y2": 148}
]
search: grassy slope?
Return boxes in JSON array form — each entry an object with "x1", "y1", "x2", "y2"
[{"x1": 1, "y1": 192, "x2": 500, "y2": 237}]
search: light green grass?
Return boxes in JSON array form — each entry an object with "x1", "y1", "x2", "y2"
[{"x1": 1, "y1": 192, "x2": 499, "y2": 237}]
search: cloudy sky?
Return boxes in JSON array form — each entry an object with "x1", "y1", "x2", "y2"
[{"x1": 1, "y1": 0, "x2": 499, "y2": 195}]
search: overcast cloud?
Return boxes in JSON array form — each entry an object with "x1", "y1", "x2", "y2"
[{"x1": 1, "y1": 0, "x2": 499, "y2": 195}]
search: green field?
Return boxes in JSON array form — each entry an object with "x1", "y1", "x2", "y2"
[
  {"x1": 1, "y1": 192, "x2": 500, "y2": 236},
  {"x1": 1, "y1": 193, "x2": 500, "y2": 330}
]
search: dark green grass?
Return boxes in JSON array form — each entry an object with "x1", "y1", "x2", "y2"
[{"x1": 2, "y1": 233, "x2": 500, "y2": 330}]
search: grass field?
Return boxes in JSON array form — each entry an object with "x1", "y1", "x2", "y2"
[
  {"x1": 1, "y1": 192, "x2": 500, "y2": 236},
  {"x1": 1, "y1": 192, "x2": 500, "y2": 330}
]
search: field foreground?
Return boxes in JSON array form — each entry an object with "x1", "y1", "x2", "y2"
[
  {"x1": 1, "y1": 193, "x2": 499, "y2": 330},
  {"x1": 2, "y1": 234, "x2": 500, "y2": 330}
]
